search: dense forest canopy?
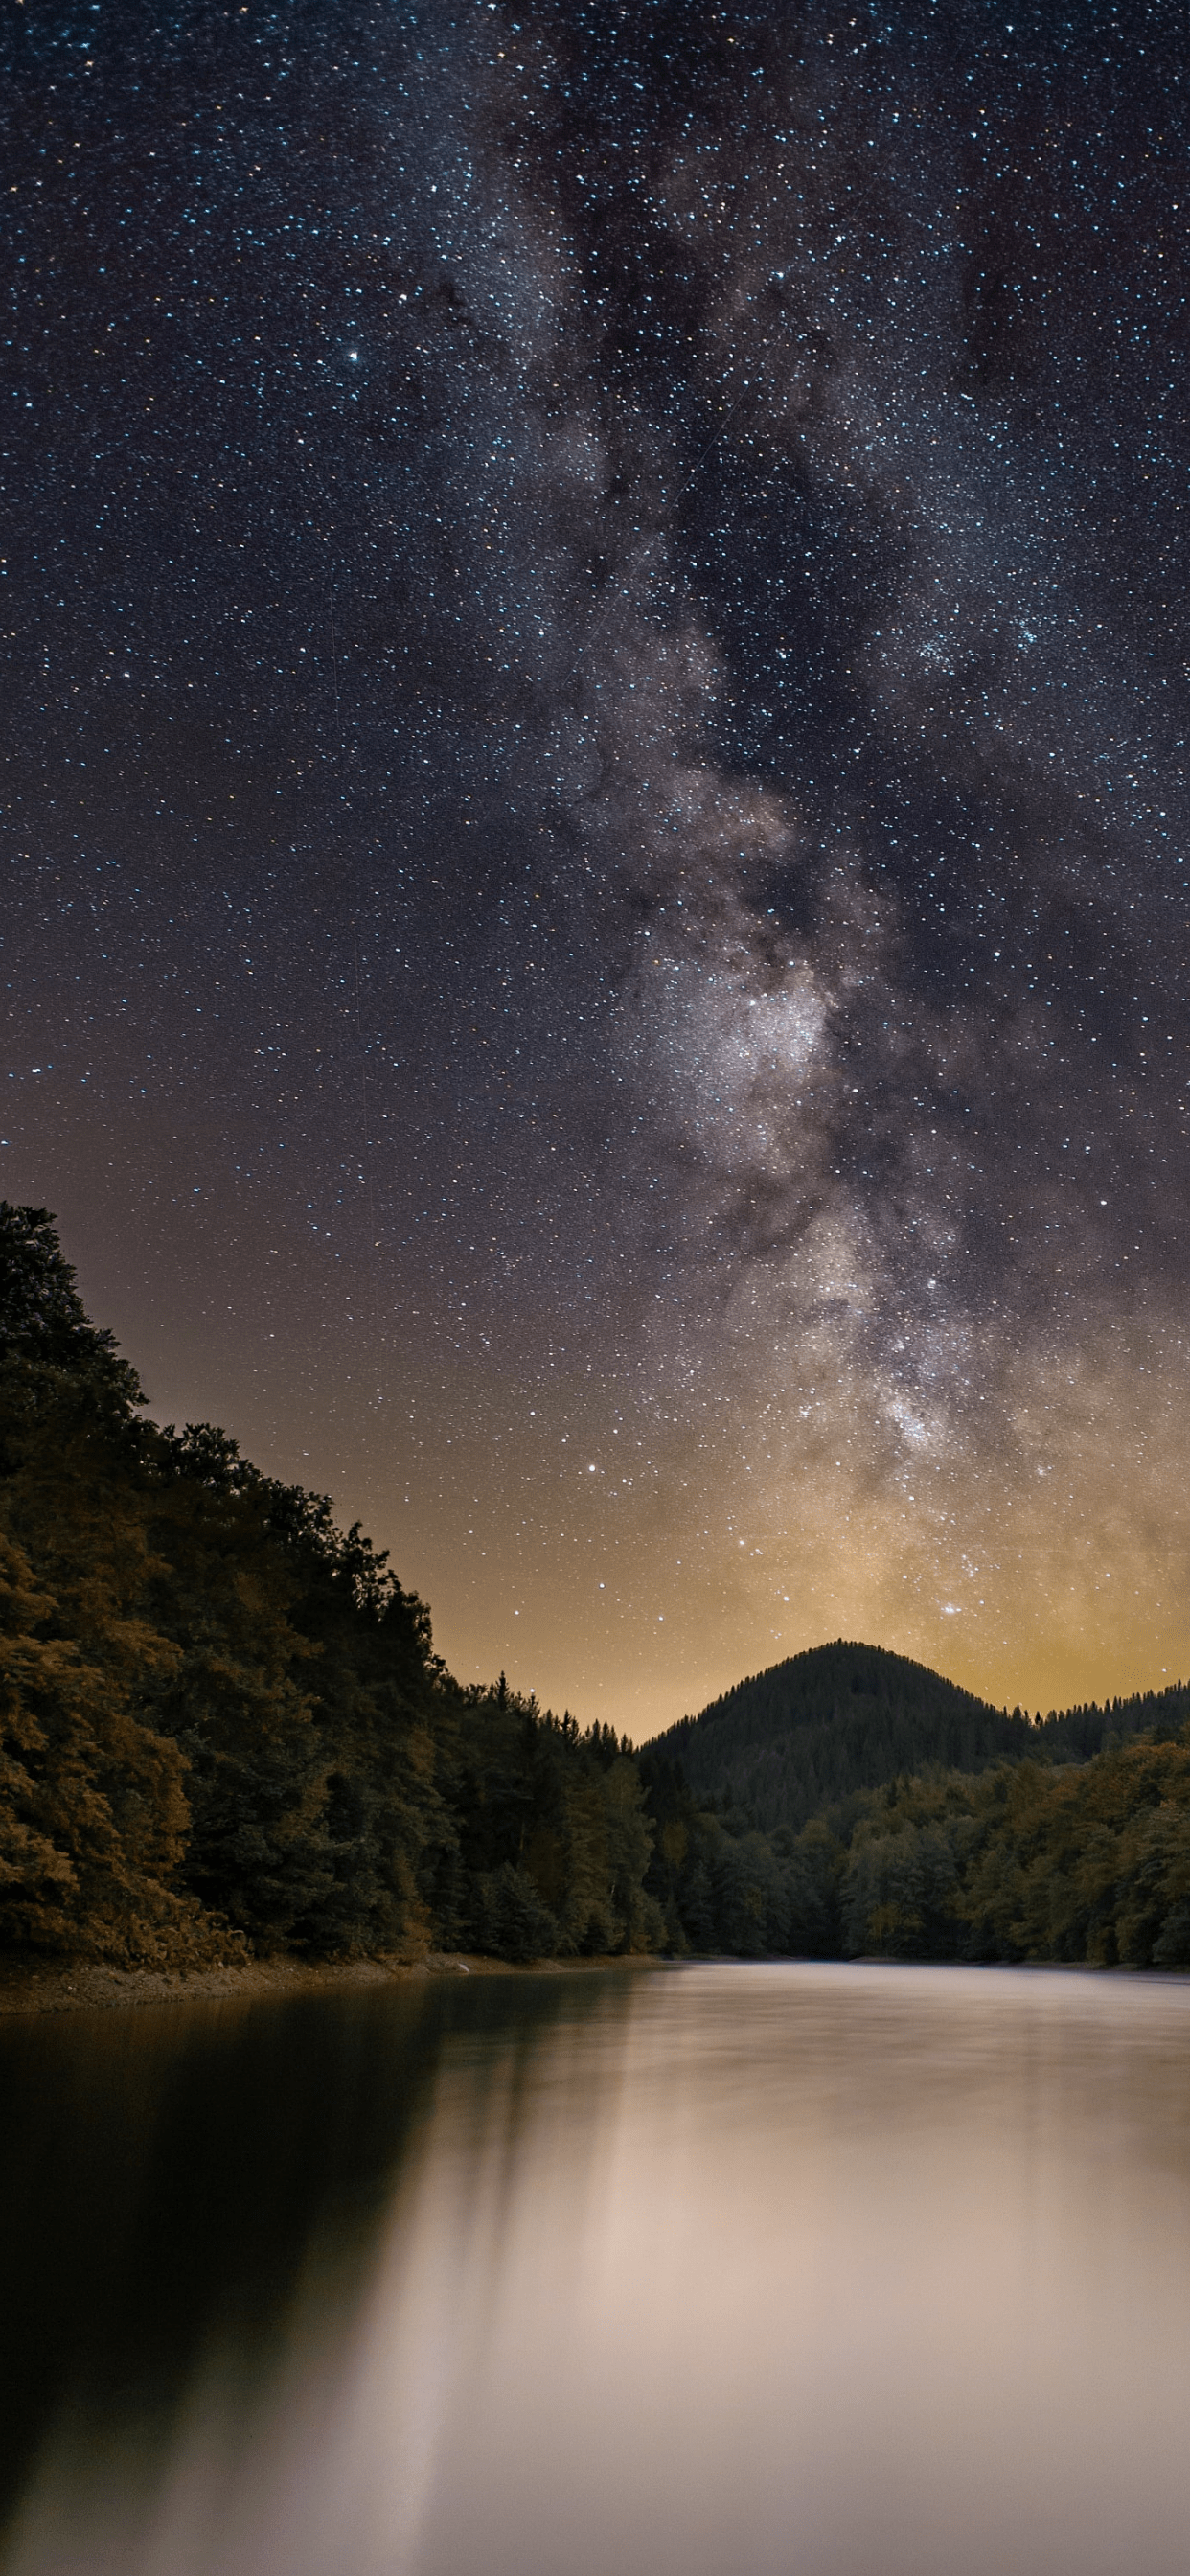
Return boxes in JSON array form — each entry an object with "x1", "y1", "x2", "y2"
[
  {"x1": 645, "y1": 1641, "x2": 1190, "y2": 1834},
  {"x1": 3, "y1": 1204, "x2": 1188, "y2": 1974},
  {"x1": 0, "y1": 1205, "x2": 662, "y2": 1966}
]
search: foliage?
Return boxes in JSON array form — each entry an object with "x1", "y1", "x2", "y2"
[
  {"x1": 0, "y1": 1207, "x2": 662, "y2": 1967},
  {"x1": 0, "y1": 1208, "x2": 211, "y2": 1962},
  {"x1": 649, "y1": 1639, "x2": 1190, "y2": 1840},
  {"x1": 639, "y1": 1724, "x2": 1190, "y2": 1970},
  {"x1": 5, "y1": 1203, "x2": 1187, "y2": 1978},
  {"x1": 638, "y1": 1748, "x2": 811, "y2": 1957},
  {"x1": 647, "y1": 1641, "x2": 1041, "y2": 1834},
  {"x1": 833, "y1": 1742, "x2": 1190, "y2": 1967}
]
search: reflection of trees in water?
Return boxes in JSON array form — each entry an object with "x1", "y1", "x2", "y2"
[{"x1": 0, "y1": 1972, "x2": 634, "y2": 2543}]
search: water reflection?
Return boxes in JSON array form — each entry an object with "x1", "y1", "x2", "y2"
[{"x1": 5, "y1": 1965, "x2": 1190, "y2": 2576}]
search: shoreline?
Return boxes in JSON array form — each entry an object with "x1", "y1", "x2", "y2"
[
  {"x1": 6, "y1": 1954, "x2": 1187, "y2": 2016},
  {"x1": 0, "y1": 1949, "x2": 664, "y2": 2018}
]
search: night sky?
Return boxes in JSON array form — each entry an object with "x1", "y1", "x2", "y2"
[{"x1": 4, "y1": 0, "x2": 1187, "y2": 1736}]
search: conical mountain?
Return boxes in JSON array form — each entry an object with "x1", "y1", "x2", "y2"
[{"x1": 644, "y1": 1641, "x2": 1034, "y2": 1834}]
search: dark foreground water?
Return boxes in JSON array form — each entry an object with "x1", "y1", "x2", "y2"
[{"x1": 4, "y1": 1962, "x2": 1190, "y2": 2576}]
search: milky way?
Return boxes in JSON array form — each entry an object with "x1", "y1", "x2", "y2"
[{"x1": 4, "y1": 1, "x2": 1187, "y2": 1731}]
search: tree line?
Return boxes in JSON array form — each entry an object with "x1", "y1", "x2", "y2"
[
  {"x1": 0, "y1": 1206, "x2": 661, "y2": 1967},
  {"x1": 3, "y1": 1201, "x2": 1188, "y2": 1974},
  {"x1": 648, "y1": 1638, "x2": 1185, "y2": 1835}
]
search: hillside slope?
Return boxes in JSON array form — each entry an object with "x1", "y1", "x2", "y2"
[
  {"x1": 645, "y1": 1641, "x2": 1190, "y2": 1836},
  {"x1": 645, "y1": 1643, "x2": 1030, "y2": 1833},
  {"x1": 0, "y1": 1203, "x2": 664, "y2": 1968}
]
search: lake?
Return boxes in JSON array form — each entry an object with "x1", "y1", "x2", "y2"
[{"x1": 4, "y1": 1961, "x2": 1190, "y2": 2576}]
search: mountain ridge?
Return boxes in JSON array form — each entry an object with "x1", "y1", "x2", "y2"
[{"x1": 643, "y1": 1639, "x2": 1189, "y2": 1836}]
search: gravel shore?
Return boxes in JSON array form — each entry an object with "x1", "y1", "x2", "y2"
[{"x1": 0, "y1": 1950, "x2": 661, "y2": 2015}]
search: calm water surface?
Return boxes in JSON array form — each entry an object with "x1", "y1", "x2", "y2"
[{"x1": 4, "y1": 1962, "x2": 1190, "y2": 2576}]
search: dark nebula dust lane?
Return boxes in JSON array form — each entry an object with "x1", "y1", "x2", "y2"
[{"x1": 3, "y1": 1, "x2": 1187, "y2": 1732}]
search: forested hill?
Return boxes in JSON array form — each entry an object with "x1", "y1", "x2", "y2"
[
  {"x1": 645, "y1": 1641, "x2": 1190, "y2": 1835},
  {"x1": 7, "y1": 1201, "x2": 1190, "y2": 1978},
  {"x1": 645, "y1": 1644, "x2": 1030, "y2": 1832}
]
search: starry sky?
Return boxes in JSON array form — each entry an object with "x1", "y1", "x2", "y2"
[{"x1": 4, "y1": 0, "x2": 1188, "y2": 1736}]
